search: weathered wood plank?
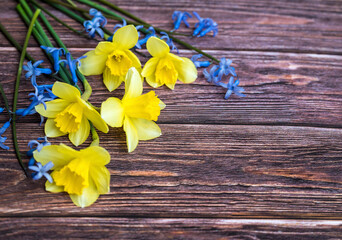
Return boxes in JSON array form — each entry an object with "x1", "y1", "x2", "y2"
[
  {"x1": 1, "y1": 48, "x2": 341, "y2": 127},
  {"x1": 1, "y1": 0, "x2": 342, "y2": 54},
  {"x1": 0, "y1": 124, "x2": 341, "y2": 218},
  {"x1": 0, "y1": 218, "x2": 341, "y2": 240}
]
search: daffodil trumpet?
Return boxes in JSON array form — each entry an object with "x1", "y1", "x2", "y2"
[
  {"x1": 34, "y1": 143, "x2": 111, "y2": 208},
  {"x1": 79, "y1": 25, "x2": 141, "y2": 92},
  {"x1": 35, "y1": 81, "x2": 109, "y2": 146},
  {"x1": 101, "y1": 67, "x2": 165, "y2": 152},
  {"x1": 141, "y1": 36, "x2": 197, "y2": 89}
]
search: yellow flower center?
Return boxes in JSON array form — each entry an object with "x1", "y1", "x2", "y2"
[
  {"x1": 106, "y1": 49, "x2": 132, "y2": 76},
  {"x1": 54, "y1": 103, "x2": 83, "y2": 133},
  {"x1": 155, "y1": 57, "x2": 178, "y2": 85},
  {"x1": 53, "y1": 158, "x2": 90, "y2": 195},
  {"x1": 123, "y1": 91, "x2": 161, "y2": 121}
]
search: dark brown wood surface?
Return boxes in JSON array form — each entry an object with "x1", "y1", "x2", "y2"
[{"x1": 0, "y1": 0, "x2": 341, "y2": 239}]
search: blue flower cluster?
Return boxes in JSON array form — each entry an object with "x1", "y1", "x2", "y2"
[
  {"x1": 42, "y1": 46, "x2": 85, "y2": 85},
  {"x1": 83, "y1": 8, "x2": 107, "y2": 38},
  {"x1": 27, "y1": 137, "x2": 53, "y2": 182},
  {"x1": 17, "y1": 60, "x2": 56, "y2": 121},
  {"x1": 171, "y1": 11, "x2": 218, "y2": 37},
  {"x1": 192, "y1": 12, "x2": 218, "y2": 37},
  {"x1": 203, "y1": 58, "x2": 245, "y2": 100}
]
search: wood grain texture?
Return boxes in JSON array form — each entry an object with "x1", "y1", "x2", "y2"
[
  {"x1": 0, "y1": 124, "x2": 341, "y2": 218},
  {"x1": 0, "y1": 218, "x2": 341, "y2": 240},
  {"x1": 1, "y1": 0, "x2": 342, "y2": 54},
  {"x1": 0, "y1": 0, "x2": 342, "y2": 238},
  {"x1": 1, "y1": 48, "x2": 342, "y2": 127}
]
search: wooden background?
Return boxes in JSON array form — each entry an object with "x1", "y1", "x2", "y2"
[{"x1": 0, "y1": 0, "x2": 342, "y2": 239}]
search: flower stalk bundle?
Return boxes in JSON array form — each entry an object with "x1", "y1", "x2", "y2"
[{"x1": 0, "y1": 0, "x2": 245, "y2": 207}]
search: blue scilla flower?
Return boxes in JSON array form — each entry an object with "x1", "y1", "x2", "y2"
[
  {"x1": 27, "y1": 136, "x2": 51, "y2": 166},
  {"x1": 136, "y1": 26, "x2": 156, "y2": 49},
  {"x1": 59, "y1": 53, "x2": 86, "y2": 85},
  {"x1": 23, "y1": 60, "x2": 52, "y2": 86},
  {"x1": 160, "y1": 32, "x2": 178, "y2": 53},
  {"x1": 84, "y1": 9, "x2": 107, "y2": 39},
  {"x1": 29, "y1": 161, "x2": 54, "y2": 182},
  {"x1": 16, "y1": 84, "x2": 56, "y2": 121},
  {"x1": 113, "y1": 18, "x2": 127, "y2": 33},
  {"x1": 203, "y1": 58, "x2": 244, "y2": 100},
  {"x1": 218, "y1": 77, "x2": 245, "y2": 100},
  {"x1": 89, "y1": 8, "x2": 107, "y2": 26},
  {"x1": 0, "y1": 120, "x2": 11, "y2": 150},
  {"x1": 192, "y1": 12, "x2": 218, "y2": 37},
  {"x1": 0, "y1": 108, "x2": 3, "y2": 113},
  {"x1": 215, "y1": 58, "x2": 236, "y2": 81},
  {"x1": 172, "y1": 11, "x2": 192, "y2": 31},
  {"x1": 41, "y1": 46, "x2": 65, "y2": 72},
  {"x1": 28, "y1": 136, "x2": 51, "y2": 153},
  {"x1": 191, "y1": 54, "x2": 211, "y2": 68},
  {"x1": 203, "y1": 65, "x2": 219, "y2": 83}
]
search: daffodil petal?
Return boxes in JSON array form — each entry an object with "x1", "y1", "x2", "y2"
[
  {"x1": 130, "y1": 118, "x2": 161, "y2": 140},
  {"x1": 174, "y1": 57, "x2": 198, "y2": 83},
  {"x1": 95, "y1": 41, "x2": 115, "y2": 55},
  {"x1": 70, "y1": 179, "x2": 99, "y2": 208},
  {"x1": 159, "y1": 100, "x2": 166, "y2": 110},
  {"x1": 165, "y1": 82, "x2": 175, "y2": 90},
  {"x1": 90, "y1": 165, "x2": 110, "y2": 194},
  {"x1": 80, "y1": 146, "x2": 111, "y2": 166},
  {"x1": 123, "y1": 67, "x2": 143, "y2": 100},
  {"x1": 123, "y1": 117, "x2": 138, "y2": 153},
  {"x1": 81, "y1": 101, "x2": 109, "y2": 133},
  {"x1": 101, "y1": 97, "x2": 124, "y2": 127},
  {"x1": 113, "y1": 25, "x2": 139, "y2": 50},
  {"x1": 34, "y1": 144, "x2": 77, "y2": 169},
  {"x1": 145, "y1": 75, "x2": 163, "y2": 88},
  {"x1": 146, "y1": 37, "x2": 170, "y2": 58},
  {"x1": 45, "y1": 118, "x2": 66, "y2": 138},
  {"x1": 79, "y1": 50, "x2": 107, "y2": 76},
  {"x1": 69, "y1": 117, "x2": 90, "y2": 146},
  {"x1": 35, "y1": 99, "x2": 69, "y2": 118},
  {"x1": 45, "y1": 178, "x2": 64, "y2": 193},
  {"x1": 141, "y1": 57, "x2": 159, "y2": 77},
  {"x1": 52, "y1": 81, "x2": 81, "y2": 101},
  {"x1": 125, "y1": 50, "x2": 142, "y2": 71},
  {"x1": 103, "y1": 67, "x2": 123, "y2": 92}
]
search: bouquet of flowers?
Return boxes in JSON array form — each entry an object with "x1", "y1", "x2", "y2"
[{"x1": 0, "y1": 0, "x2": 244, "y2": 207}]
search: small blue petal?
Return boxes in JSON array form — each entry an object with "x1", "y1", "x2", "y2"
[
  {"x1": 83, "y1": 9, "x2": 107, "y2": 39},
  {"x1": 29, "y1": 161, "x2": 54, "y2": 182},
  {"x1": 171, "y1": 11, "x2": 192, "y2": 31}
]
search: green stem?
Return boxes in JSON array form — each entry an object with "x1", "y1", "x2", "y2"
[
  {"x1": 13, "y1": 9, "x2": 41, "y2": 177},
  {"x1": 17, "y1": 2, "x2": 73, "y2": 84},
  {"x1": 35, "y1": 9, "x2": 82, "y2": 92},
  {"x1": 0, "y1": 83, "x2": 12, "y2": 118},
  {"x1": 96, "y1": 0, "x2": 148, "y2": 24},
  {"x1": 16, "y1": 5, "x2": 47, "y2": 45},
  {"x1": 0, "y1": 21, "x2": 35, "y2": 62},
  {"x1": 89, "y1": 124, "x2": 99, "y2": 146},
  {"x1": 43, "y1": 0, "x2": 111, "y2": 37},
  {"x1": 30, "y1": 0, "x2": 94, "y2": 41}
]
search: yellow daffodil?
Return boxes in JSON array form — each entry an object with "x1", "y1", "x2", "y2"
[
  {"x1": 35, "y1": 81, "x2": 108, "y2": 146},
  {"x1": 141, "y1": 37, "x2": 197, "y2": 89},
  {"x1": 101, "y1": 67, "x2": 165, "y2": 152},
  {"x1": 78, "y1": 25, "x2": 141, "y2": 92},
  {"x1": 34, "y1": 144, "x2": 110, "y2": 208}
]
